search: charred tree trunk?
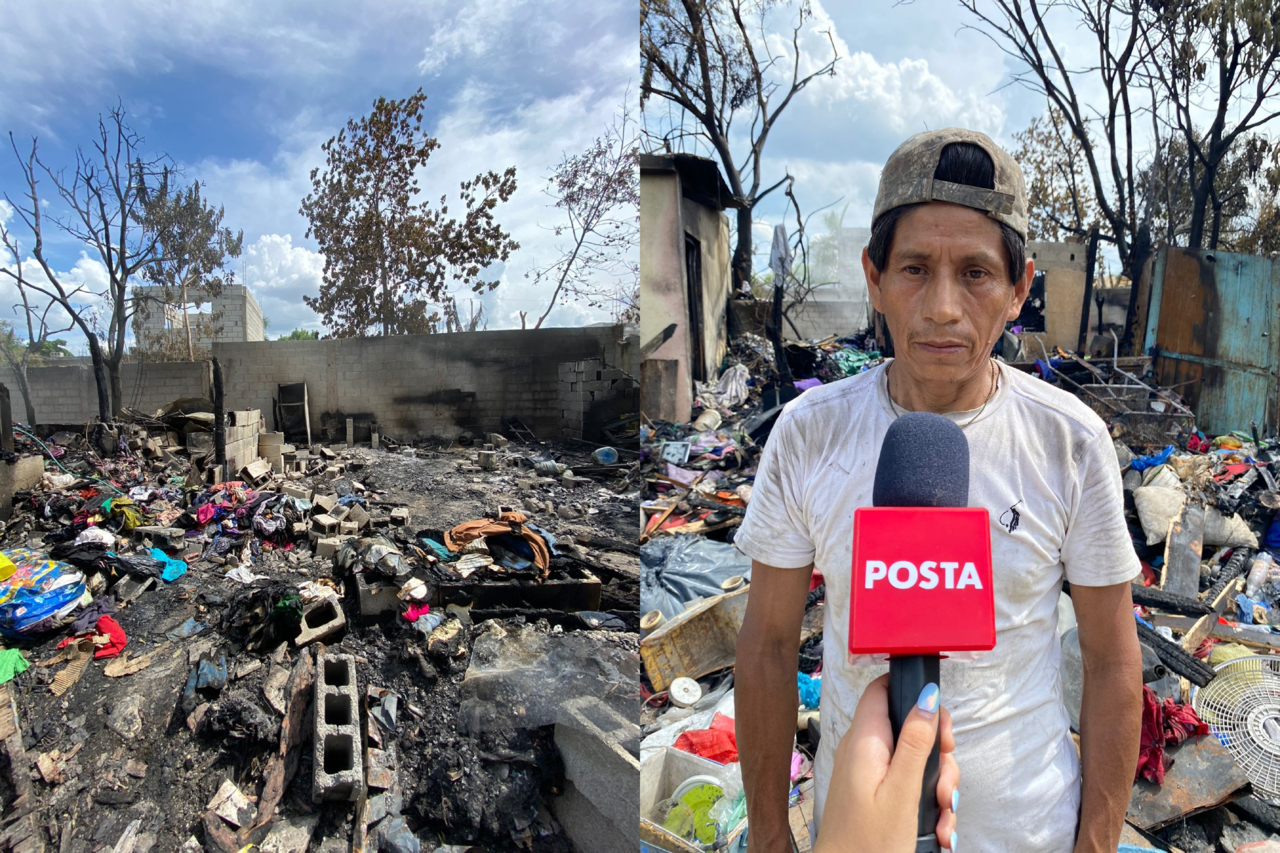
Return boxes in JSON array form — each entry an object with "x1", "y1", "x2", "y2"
[
  {"x1": 11, "y1": 361, "x2": 36, "y2": 428},
  {"x1": 768, "y1": 278, "x2": 791, "y2": 384},
  {"x1": 0, "y1": 384, "x2": 14, "y2": 453},
  {"x1": 212, "y1": 357, "x2": 226, "y2": 469},
  {"x1": 733, "y1": 207, "x2": 753, "y2": 294},
  {"x1": 87, "y1": 335, "x2": 111, "y2": 424}
]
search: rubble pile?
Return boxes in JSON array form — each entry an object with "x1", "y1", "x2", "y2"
[{"x1": 0, "y1": 418, "x2": 639, "y2": 852}]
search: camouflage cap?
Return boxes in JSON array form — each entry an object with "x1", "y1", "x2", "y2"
[{"x1": 872, "y1": 128, "x2": 1027, "y2": 240}]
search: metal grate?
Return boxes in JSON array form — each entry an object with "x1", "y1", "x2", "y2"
[{"x1": 1193, "y1": 655, "x2": 1280, "y2": 803}]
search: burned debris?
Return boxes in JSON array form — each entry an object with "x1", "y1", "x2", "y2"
[{"x1": 0, "y1": 400, "x2": 639, "y2": 852}]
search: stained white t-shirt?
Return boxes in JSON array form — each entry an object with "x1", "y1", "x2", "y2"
[{"x1": 735, "y1": 360, "x2": 1140, "y2": 853}]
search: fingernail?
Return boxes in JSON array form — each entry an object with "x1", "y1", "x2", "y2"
[
  {"x1": 952, "y1": 788, "x2": 959, "y2": 813},
  {"x1": 951, "y1": 831, "x2": 958, "y2": 851},
  {"x1": 917, "y1": 682, "x2": 939, "y2": 713}
]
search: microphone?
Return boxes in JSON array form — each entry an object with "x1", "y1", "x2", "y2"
[{"x1": 852, "y1": 412, "x2": 995, "y2": 853}]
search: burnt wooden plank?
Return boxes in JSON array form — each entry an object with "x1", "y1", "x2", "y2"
[
  {"x1": 1181, "y1": 574, "x2": 1240, "y2": 653},
  {"x1": 1162, "y1": 501, "x2": 1205, "y2": 599}
]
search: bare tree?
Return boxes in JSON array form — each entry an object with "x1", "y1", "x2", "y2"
[
  {"x1": 641, "y1": 0, "x2": 839, "y2": 291},
  {"x1": 525, "y1": 100, "x2": 640, "y2": 328},
  {"x1": 1140, "y1": 0, "x2": 1280, "y2": 249},
  {"x1": 957, "y1": 0, "x2": 1280, "y2": 347},
  {"x1": 2, "y1": 105, "x2": 171, "y2": 414},
  {"x1": 0, "y1": 223, "x2": 73, "y2": 425},
  {"x1": 1012, "y1": 105, "x2": 1104, "y2": 241},
  {"x1": 2, "y1": 133, "x2": 113, "y2": 425},
  {"x1": 957, "y1": 1, "x2": 1153, "y2": 283}
]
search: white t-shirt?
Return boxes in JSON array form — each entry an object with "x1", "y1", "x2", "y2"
[{"x1": 735, "y1": 360, "x2": 1140, "y2": 853}]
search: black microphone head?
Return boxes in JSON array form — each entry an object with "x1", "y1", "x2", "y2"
[{"x1": 872, "y1": 411, "x2": 970, "y2": 507}]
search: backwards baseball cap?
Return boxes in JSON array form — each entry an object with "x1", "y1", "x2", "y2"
[{"x1": 872, "y1": 128, "x2": 1028, "y2": 241}]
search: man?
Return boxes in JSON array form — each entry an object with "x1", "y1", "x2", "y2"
[{"x1": 734, "y1": 128, "x2": 1142, "y2": 853}]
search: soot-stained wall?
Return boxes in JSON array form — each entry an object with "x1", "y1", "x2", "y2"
[{"x1": 213, "y1": 325, "x2": 636, "y2": 440}]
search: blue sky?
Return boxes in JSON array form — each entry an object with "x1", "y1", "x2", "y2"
[{"x1": 0, "y1": 0, "x2": 637, "y2": 349}]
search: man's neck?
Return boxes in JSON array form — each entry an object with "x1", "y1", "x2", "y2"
[{"x1": 887, "y1": 358, "x2": 996, "y2": 414}]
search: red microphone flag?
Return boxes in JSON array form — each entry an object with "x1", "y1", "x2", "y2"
[{"x1": 849, "y1": 507, "x2": 996, "y2": 657}]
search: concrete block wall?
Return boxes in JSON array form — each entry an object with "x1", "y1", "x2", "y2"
[
  {"x1": 558, "y1": 359, "x2": 635, "y2": 440},
  {"x1": 119, "y1": 361, "x2": 213, "y2": 414},
  {"x1": 214, "y1": 325, "x2": 634, "y2": 441},
  {"x1": 0, "y1": 326, "x2": 636, "y2": 439},
  {"x1": 0, "y1": 360, "x2": 210, "y2": 425}
]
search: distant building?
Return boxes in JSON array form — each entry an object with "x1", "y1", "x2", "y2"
[
  {"x1": 1024, "y1": 239, "x2": 1130, "y2": 354},
  {"x1": 133, "y1": 284, "x2": 264, "y2": 355},
  {"x1": 640, "y1": 152, "x2": 741, "y2": 423}
]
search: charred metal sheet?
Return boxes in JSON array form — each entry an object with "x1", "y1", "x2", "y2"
[
  {"x1": 1145, "y1": 247, "x2": 1280, "y2": 434},
  {"x1": 1161, "y1": 501, "x2": 1205, "y2": 599},
  {"x1": 1126, "y1": 734, "x2": 1248, "y2": 831}
]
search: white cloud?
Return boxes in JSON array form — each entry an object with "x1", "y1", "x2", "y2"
[
  {"x1": 241, "y1": 233, "x2": 326, "y2": 335},
  {"x1": 0, "y1": 251, "x2": 111, "y2": 354},
  {"x1": 419, "y1": 0, "x2": 531, "y2": 74},
  {"x1": 762, "y1": 0, "x2": 1004, "y2": 136},
  {"x1": 421, "y1": 80, "x2": 635, "y2": 329},
  {"x1": 0, "y1": 1, "x2": 637, "y2": 335},
  {"x1": 417, "y1": 0, "x2": 635, "y2": 80}
]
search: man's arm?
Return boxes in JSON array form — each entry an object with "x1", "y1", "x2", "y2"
[
  {"x1": 1072, "y1": 581, "x2": 1142, "y2": 853},
  {"x1": 737, "y1": 560, "x2": 813, "y2": 853}
]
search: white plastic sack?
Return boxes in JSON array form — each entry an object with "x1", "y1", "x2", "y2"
[{"x1": 1132, "y1": 486, "x2": 1258, "y2": 547}]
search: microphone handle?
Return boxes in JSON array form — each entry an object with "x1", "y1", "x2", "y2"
[{"x1": 889, "y1": 654, "x2": 942, "y2": 853}]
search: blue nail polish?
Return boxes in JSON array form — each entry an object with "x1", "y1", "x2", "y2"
[
  {"x1": 951, "y1": 831, "x2": 958, "y2": 851},
  {"x1": 952, "y1": 788, "x2": 959, "y2": 813},
  {"x1": 917, "y1": 682, "x2": 939, "y2": 713}
]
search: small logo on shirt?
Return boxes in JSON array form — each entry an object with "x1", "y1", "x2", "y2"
[{"x1": 999, "y1": 500, "x2": 1023, "y2": 533}]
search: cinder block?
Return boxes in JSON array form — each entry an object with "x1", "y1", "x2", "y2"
[
  {"x1": 353, "y1": 572, "x2": 399, "y2": 622},
  {"x1": 312, "y1": 514, "x2": 339, "y2": 535},
  {"x1": 389, "y1": 508, "x2": 409, "y2": 526},
  {"x1": 340, "y1": 521, "x2": 358, "y2": 536},
  {"x1": 329, "y1": 504, "x2": 350, "y2": 522},
  {"x1": 315, "y1": 536, "x2": 341, "y2": 559},
  {"x1": 344, "y1": 504, "x2": 370, "y2": 530},
  {"x1": 241, "y1": 459, "x2": 272, "y2": 487},
  {"x1": 551, "y1": 782, "x2": 633, "y2": 853},
  {"x1": 133, "y1": 525, "x2": 186, "y2": 550},
  {"x1": 297, "y1": 599, "x2": 346, "y2": 648},
  {"x1": 554, "y1": 697, "x2": 639, "y2": 832},
  {"x1": 312, "y1": 654, "x2": 363, "y2": 802},
  {"x1": 313, "y1": 494, "x2": 338, "y2": 515},
  {"x1": 282, "y1": 483, "x2": 311, "y2": 501}
]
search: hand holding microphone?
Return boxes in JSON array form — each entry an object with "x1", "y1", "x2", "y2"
[
  {"x1": 814, "y1": 674, "x2": 959, "y2": 853},
  {"x1": 848, "y1": 412, "x2": 993, "y2": 852}
]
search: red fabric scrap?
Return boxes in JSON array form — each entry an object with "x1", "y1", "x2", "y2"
[
  {"x1": 1136, "y1": 685, "x2": 1210, "y2": 784},
  {"x1": 403, "y1": 603, "x2": 431, "y2": 621},
  {"x1": 57, "y1": 614, "x2": 128, "y2": 660},
  {"x1": 1193, "y1": 637, "x2": 1218, "y2": 659},
  {"x1": 674, "y1": 712, "x2": 738, "y2": 764},
  {"x1": 810, "y1": 571, "x2": 825, "y2": 592}
]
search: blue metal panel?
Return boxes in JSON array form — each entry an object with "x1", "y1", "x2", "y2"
[
  {"x1": 1151, "y1": 247, "x2": 1280, "y2": 435},
  {"x1": 1214, "y1": 252, "x2": 1275, "y2": 369},
  {"x1": 1143, "y1": 249, "x2": 1168, "y2": 353}
]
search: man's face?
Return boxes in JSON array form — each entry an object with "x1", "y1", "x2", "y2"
[{"x1": 863, "y1": 202, "x2": 1032, "y2": 387}]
